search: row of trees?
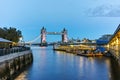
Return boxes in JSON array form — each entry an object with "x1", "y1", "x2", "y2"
[{"x1": 0, "y1": 27, "x2": 22, "y2": 42}]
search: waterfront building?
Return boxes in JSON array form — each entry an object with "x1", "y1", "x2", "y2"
[
  {"x1": 99, "y1": 34, "x2": 112, "y2": 41},
  {"x1": 80, "y1": 38, "x2": 96, "y2": 50},
  {"x1": 0, "y1": 38, "x2": 12, "y2": 48},
  {"x1": 97, "y1": 34, "x2": 112, "y2": 45},
  {"x1": 81, "y1": 38, "x2": 92, "y2": 43},
  {"x1": 108, "y1": 24, "x2": 120, "y2": 62},
  {"x1": 96, "y1": 34, "x2": 112, "y2": 52}
]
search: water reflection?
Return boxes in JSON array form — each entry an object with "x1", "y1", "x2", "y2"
[
  {"x1": 15, "y1": 71, "x2": 28, "y2": 80},
  {"x1": 109, "y1": 59, "x2": 120, "y2": 80},
  {"x1": 15, "y1": 46, "x2": 120, "y2": 80}
]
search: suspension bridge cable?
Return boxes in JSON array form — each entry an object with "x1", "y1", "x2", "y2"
[{"x1": 26, "y1": 34, "x2": 41, "y2": 43}]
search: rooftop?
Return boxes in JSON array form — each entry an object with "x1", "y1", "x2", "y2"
[
  {"x1": 109, "y1": 24, "x2": 120, "y2": 43},
  {"x1": 0, "y1": 38, "x2": 12, "y2": 43}
]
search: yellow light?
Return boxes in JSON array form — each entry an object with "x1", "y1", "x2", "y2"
[{"x1": 70, "y1": 45, "x2": 74, "y2": 47}]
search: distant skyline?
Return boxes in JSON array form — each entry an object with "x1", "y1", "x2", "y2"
[{"x1": 0, "y1": 0, "x2": 120, "y2": 42}]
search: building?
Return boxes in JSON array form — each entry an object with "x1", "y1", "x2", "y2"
[
  {"x1": 108, "y1": 24, "x2": 120, "y2": 62},
  {"x1": 0, "y1": 38, "x2": 12, "y2": 48},
  {"x1": 97, "y1": 34, "x2": 112, "y2": 45},
  {"x1": 81, "y1": 38, "x2": 92, "y2": 43},
  {"x1": 99, "y1": 34, "x2": 112, "y2": 41},
  {"x1": 95, "y1": 34, "x2": 112, "y2": 52}
]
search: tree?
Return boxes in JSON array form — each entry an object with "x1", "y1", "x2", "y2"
[{"x1": 0, "y1": 27, "x2": 22, "y2": 42}]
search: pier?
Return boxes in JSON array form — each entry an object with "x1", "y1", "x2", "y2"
[{"x1": 53, "y1": 44, "x2": 96, "y2": 53}]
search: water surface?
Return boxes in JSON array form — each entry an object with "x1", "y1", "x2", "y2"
[{"x1": 15, "y1": 46, "x2": 120, "y2": 80}]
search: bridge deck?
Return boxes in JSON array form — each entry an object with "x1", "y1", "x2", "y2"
[{"x1": 47, "y1": 32, "x2": 62, "y2": 35}]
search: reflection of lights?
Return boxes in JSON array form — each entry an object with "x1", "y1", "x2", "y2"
[
  {"x1": 88, "y1": 57, "x2": 94, "y2": 65},
  {"x1": 56, "y1": 51, "x2": 66, "y2": 54},
  {"x1": 15, "y1": 71, "x2": 28, "y2": 80},
  {"x1": 105, "y1": 59, "x2": 110, "y2": 68},
  {"x1": 41, "y1": 47, "x2": 46, "y2": 49},
  {"x1": 79, "y1": 57, "x2": 84, "y2": 68},
  {"x1": 105, "y1": 59, "x2": 111, "y2": 79},
  {"x1": 108, "y1": 72, "x2": 112, "y2": 79}
]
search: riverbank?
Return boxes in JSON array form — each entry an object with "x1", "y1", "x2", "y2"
[
  {"x1": 0, "y1": 47, "x2": 33, "y2": 80},
  {"x1": 53, "y1": 45, "x2": 120, "y2": 67},
  {"x1": 54, "y1": 45, "x2": 95, "y2": 51}
]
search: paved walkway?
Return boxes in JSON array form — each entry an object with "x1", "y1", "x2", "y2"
[{"x1": 0, "y1": 50, "x2": 32, "y2": 63}]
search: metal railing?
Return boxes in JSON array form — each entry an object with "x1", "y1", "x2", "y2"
[{"x1": 0, "y1": 46, "x2": 30, "y2": 56}]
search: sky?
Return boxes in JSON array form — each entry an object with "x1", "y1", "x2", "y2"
[{"x1": 0, "y1": 0, "x2": 120, "y2": 42}]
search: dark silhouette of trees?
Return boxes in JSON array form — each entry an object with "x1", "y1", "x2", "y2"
[{"x1": 0, "y1": 27, "x2": 22, "y2": 42}]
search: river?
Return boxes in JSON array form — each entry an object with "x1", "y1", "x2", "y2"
[{"x1": 15, "y1": 46, "x2": 120, "y2": 80}]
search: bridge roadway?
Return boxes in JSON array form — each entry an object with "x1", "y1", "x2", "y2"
[{"x1": 47, "y1": 32, "x2": 62, "y2": 35}]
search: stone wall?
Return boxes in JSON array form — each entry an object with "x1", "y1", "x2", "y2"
[{"x1": 0, "y1": 51, "x2": 33, "y2": 80}]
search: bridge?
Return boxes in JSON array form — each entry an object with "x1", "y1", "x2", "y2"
[
  {"x1": 24, "y1": 27, "x2": 68, "y2": 46},
  {"x1": 24, "y1": 27, "x2": 98, "y2": 47},
  {"x1": 41, "y1": 27, "x2": 68, "y2": 44}
]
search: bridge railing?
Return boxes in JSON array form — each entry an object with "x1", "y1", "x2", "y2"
[{"x1": 0, "y1": 46, "x2": 30, "y2": 56}]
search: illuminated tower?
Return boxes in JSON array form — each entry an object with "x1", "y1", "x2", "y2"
[
  {"x1": 41, "y1": 27, "x2": 47, "y2": 43},
  {"x1": 62, "y1": 28, "x2": 68, "y2": 42}
]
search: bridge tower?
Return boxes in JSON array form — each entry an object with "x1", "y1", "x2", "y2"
[
  {"x1": 62, "y1": 28, "x2": 68, "y2": 42},
  {"x1": 41, "y1": 27, "x2": 47, "y2": 44}
]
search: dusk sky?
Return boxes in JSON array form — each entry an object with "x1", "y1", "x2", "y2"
[{"x1": 0, "y1": 0, "x2": 120, "y2": 42}]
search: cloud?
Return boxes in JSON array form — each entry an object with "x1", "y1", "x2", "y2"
[{"x1": 85, "y1": 4, "x2": 120, "y2": 17}]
